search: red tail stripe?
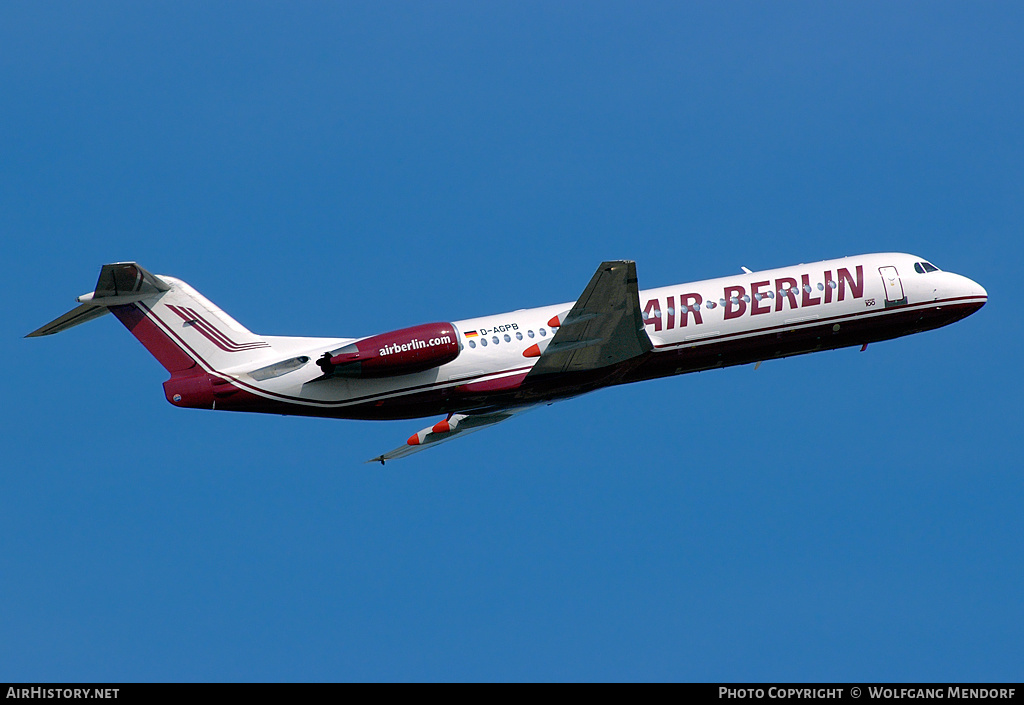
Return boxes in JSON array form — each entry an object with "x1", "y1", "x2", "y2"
[
  {"x1": 183, "y1": 306, "x2": 268, "y2": 350},
  {"x1": 109, "y1": 304, "x2": 197, "y2": 373},
  {"x1": 178, "y1": 306, "x2": 268, "y2": 350},
  {"x1": 166, "y1": 305, "x2": 269, "y2": 352},
  {"x1": 172, "y1": 305, "x2": 236, "y2": 348},
  {"x1": 167, "y1": 305, "x2": 243, "y2": 352}
]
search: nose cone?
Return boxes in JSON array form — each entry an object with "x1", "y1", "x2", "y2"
[
  {"x1": 953, "y1": 273, "x2": 987, "y2": 302},
  {"x1": 967, "y1": 277, "x2": 988, "y2": 302},
  {"x1": 949, "y1": 273, "x2": 987, "y2": 319}
]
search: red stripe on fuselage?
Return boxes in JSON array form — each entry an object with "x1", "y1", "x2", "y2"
[
  {"x1": 138, "y1": 301, "x2": 537, "y2": 409},
  {"x1": 135, "y1": 295, "x2": 984, "y2": 421}
]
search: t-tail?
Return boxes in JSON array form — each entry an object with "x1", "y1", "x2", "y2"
[{"x1": 27, "y1": 262, "x2": 279, "y2": 408}]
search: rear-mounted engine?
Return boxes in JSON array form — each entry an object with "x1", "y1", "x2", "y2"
[{"x1": 316, "y1": 322, "x2": 460, "y2": 379}]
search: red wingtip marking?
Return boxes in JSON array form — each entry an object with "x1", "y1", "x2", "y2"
[
  {"x1": 523, "y1": 343, "x2": 541, "y2": 358},
  {"x1": 432, "y1": 420, "x2": 451, "y2": 434},
  {"x1": 407, "y1": 434, "x2": 421, "y2": 446},
  {"x1": 548, "y1": 315, "x2": 561, "y2": 327}
]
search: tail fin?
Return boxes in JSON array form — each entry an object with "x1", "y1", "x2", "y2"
[{"x1": 28, "y1": 262, "x2": 276, "y2": 375}]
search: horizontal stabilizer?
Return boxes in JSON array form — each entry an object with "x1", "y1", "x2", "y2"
[
  {"x1": 27, "y1": 262, "x2": 171, "y2": 338},
  {"x1": 78, "y1": 262, "x2": 170, "y2": 304},
  {"x1": 26, "y1": 304, "x2": 109, "y2": 337}
]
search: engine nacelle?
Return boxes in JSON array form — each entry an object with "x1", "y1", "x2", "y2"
[{"x1": 317, "y1": 322, "x2": 460, "y2": 378}]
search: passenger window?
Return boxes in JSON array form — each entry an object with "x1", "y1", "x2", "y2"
[
  {"x1": 492, "y1": 336, "x2": 499, "y2": 345},
  {"x1": 504, "y1": 334, "x2": 511, "y2": 343},
  {"x1": 516, "y1": 332, "x2": 523, "y2": 340},
  {"x1": 469, "y1": 340, "x2": 476, "y2": 349},
  {"x1": 539, "y1": 328, "x2": 547, "y2": 336},
  {"x1": 481, "y1": 338, "x2": 488, "y2": 347}
]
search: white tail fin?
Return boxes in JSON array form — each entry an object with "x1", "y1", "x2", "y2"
[{"x1": 135, "y1": 275, "x2": 277, "y2": 373}]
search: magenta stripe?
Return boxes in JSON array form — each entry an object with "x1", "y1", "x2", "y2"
[
  {"x1": 167, "y1": 305, "x2": 239, "y2": 352},
  {"x1": 182, "y1": 306, "x2": 267, "y2": 349},
  {"x1": 166, "y1": 304, "x2": 269, "y2": 351}
]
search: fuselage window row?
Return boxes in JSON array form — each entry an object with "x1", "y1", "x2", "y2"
[{"x1": 466, "y1": 328, "x2": 551, "y2": 350}]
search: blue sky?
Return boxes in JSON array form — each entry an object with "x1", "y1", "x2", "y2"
[{"x1": 2, "y1": 2, "x2": 1021, "y2": 681}]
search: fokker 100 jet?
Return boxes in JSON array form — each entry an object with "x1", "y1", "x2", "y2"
[{"x1": 29, "y1": 254, "x2": 986, "y2": 462}]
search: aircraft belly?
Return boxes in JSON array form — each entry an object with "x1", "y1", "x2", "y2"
[{"x1": 622, "y1": 298, "x2": 986, "y2": 385}]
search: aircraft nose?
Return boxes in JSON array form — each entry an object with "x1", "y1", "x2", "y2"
[
  {"x1": 947, "y1": 273, "x2": 987, "y2": 319},
  {"x1": 961, "y1": 274, "x2": 987, "y2": 302},
  {"x1": 972, "y1": 279, "x2": 987, "y2": 301}
]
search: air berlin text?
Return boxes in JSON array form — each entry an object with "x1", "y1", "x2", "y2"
[{"x1": 643, "y1": 266, "x2": 864, "y2": 331}]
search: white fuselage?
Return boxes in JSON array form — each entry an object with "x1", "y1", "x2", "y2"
[{"x1": 214, "y1": 252, "x2": 984, "y2": 418}]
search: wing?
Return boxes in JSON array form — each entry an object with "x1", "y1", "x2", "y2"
[
  {"x1": 365, "y1": 260, "x2": 651, "y2": 464},
  {"x1": 366, "y1": 405, "x2": 537, "y2": 464},
  {"x1": 527, "y1": 260, "x2": 652, "y2": 378}
]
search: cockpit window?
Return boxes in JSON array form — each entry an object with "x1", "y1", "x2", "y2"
[
  {"x1": 915, "y1": 262, "x2": 925, "y2": 274},
  {"x1": 915, "y1": 261, "x2": 940, "y2": 274}
]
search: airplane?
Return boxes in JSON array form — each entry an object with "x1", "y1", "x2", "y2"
[{"x1": 28, "y1": 254, "x2": 986, "y2": 463}]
